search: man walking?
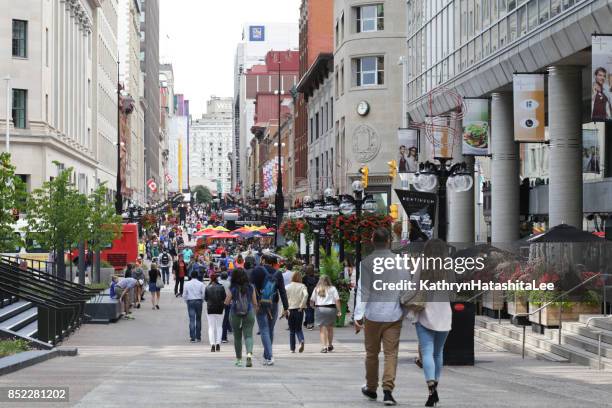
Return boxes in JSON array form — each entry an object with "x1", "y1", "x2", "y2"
[
  {"x1": 250, "y1": 254, "x2": 289, "y2": 366},
  {"x1": 183, "y1": 270, "x2": 205, "y2": 342},
  {"x1": 173, "y1": 253, "x2": 187, "y2": 297},
  {"x1": 354, "y1": 228, "x2": 408, "y2": 406},
  {"x1": 159, "y1": 248, "x2": 172, "y2": 285}
]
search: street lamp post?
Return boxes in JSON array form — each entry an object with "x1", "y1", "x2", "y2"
[
  {"x1": 115, "y1": 60, "x2": 123, "y2": 215},
  {"x1": 413, "y1": 159, "x2": 473, "y2": 241},
  {"x1": 4, "y1": 76, "x2": 11, "y2": 153},
  {"x1": 274, "y1": 61, "x2": 285, "y2": 249}
]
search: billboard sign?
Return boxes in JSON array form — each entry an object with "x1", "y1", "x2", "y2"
[
  {"x1": 591, "y1": 35, "x2": 612, "y2": 122},
  {"x1": 249, "y1": 26, "x2": 265, "y2": 42},
  {"x1": 513, "y1": 74, "x2": 546, "y2": 142},
  {"x1": 462, "y1": 99, "x2": 489, "y2": 155}
]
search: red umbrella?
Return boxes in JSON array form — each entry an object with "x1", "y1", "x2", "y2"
[
  {"x1": 209, "y1": 232, "x2": 239, "y2": 240},
  {"x1": 194, "y1": 229, "x2": 216, "y2": 237}
]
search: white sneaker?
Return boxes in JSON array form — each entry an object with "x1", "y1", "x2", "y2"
[{"x1": 267, "y1": 358, "x2": 274, "y2": 366}]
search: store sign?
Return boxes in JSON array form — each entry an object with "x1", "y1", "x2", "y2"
[
  {"x1": 397, "y1": 129, "x2": 419, "y2": 173},
  {"x1": 591, "y1": 35, "x2": 612, "y2": 122},
  {"x1": 462, "y1": 99, "x2": 489, "y2": 156},
  {"x1": 395, "y1": 190, "x2": 437, "y2": 240},
  {"x1": 249, "y1": 26, "x2": 265, "y2": 42},
  {"x1": 513, "y1": 74, "x2": 546, "y2": 142},
  {"x1": 306, "y1": 217, "x2": 328, "y2": 232}
]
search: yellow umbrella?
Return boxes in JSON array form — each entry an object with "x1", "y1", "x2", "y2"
[{"x1": 213, "y1": 226, "x2": 230, "y2": 232}]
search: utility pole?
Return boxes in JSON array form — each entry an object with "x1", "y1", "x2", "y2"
[{"x1": 116, "y1": 59, "x2": 123, "y2": 215}]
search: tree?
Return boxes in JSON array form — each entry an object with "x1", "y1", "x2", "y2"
[
  {"x1": 0, "y1": 153, "x2": 26, "y2": 252},
  {"x1": 27, "y1": 165, "x2": 89, "y2": 279},
  {"x1": 192, "y1": 185, "x2": 213, "y2": 204},
  {"x1": 86, "y1": 183, "x2": 123, "y2": 283}
]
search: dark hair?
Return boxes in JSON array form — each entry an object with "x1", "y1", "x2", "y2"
[
  {"x1": 262, "y1": 254, "x2": 276, "y2": 265},
  {"x1": 221, "y1": 271, "x2": 228, "y2": 280},
  {"x1": 236, "y1": 254, "x2": 244, "y2": 263},
  {"x1": 372, "y1": 227, "x2": 390, "y2": 247},
  {"x1": 305, "y1": 264, "x2": 315, "y2": 276},
  {"x1": 244, "y1": 256, "x2": 256, "y2": 269},
  {"x1": 595, "y1": 67, "x2": 607, "y2": 77},
  {"x1": 190, "y1": 270, "x2": 199, "y2": 279},
  {"x1": 230, "y1": 268, "x2": 250, "y2": 293},
  {"x1": 285, "y1": 261, "x2": 294, "y2": 270}
]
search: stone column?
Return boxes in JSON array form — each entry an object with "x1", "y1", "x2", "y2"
[
  {"x1": 491, "y1": 93, "x2": 520, "y2": 243},
  {"x1": 548, "y1": 66, "x2": 583, "y2": 228},
  {"x1": 447, "y1": 115, "x2": 475, "y2": 244}
]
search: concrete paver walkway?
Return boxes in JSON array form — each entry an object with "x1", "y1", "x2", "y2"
[{"x1": 2, "y1": 281, "x2": 612, "y2": 407}]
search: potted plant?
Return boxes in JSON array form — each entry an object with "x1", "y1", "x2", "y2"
[{"x1": 319, "y1": 248, "x2": 350, "y2": 327}]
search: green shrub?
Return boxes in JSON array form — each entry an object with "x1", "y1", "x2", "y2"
[{"x1": 0, "y1": 339, "x2": 30, "y2": 357}]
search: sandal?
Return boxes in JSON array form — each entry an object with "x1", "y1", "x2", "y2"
[
  {"x1": 320, "y1": 348, "x2": 328, "y2": 353},
  {"x1": 415, "y1": 357, "x2": 423, "y2": 369}
]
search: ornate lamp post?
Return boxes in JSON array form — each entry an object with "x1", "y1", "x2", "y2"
[{"x1": 413, "y1": 160, "x2": 473, "y2": 241}]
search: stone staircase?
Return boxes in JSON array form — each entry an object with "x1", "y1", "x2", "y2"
[
  {"x1": 0, "y1": 296, "x2": 38, "y2": 340},
  {"x1": 475, "y1": 314, "x2": 612, "y2": 369}
]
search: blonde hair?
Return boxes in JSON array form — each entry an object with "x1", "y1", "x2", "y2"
[
  {"x1": 316, "y1": 275, "x2": 332, "y2": 297},
  {"x1": 291, "y1": 271, "x2": 302, "y2": 283}
]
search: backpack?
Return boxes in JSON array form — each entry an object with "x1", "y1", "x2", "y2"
[
  {"x1": 206, "y1": 284, "x2": 226, "y2": 310},
  {"x1": 259, "y1": 268, "x2": 278, "y2": 309},
  {"x1": 232, "y1": 286, "x2": 251, "y2": 316},
  {"x1": 160, "y1": 253, "x2": 170, "y2": 266}
]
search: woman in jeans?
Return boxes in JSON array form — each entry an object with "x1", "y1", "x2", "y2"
[
  {"x1": 412, "y1": 239, "x2": 453, "y2": 407},
  {"x1": 224, "y1": 268, "x2": 258, "y2": 367},
  {"x1": 302, "y1": 264, "x2": 318, "y2": 330},
  {"x1": 310, "y1": 275, "x2": 341, "y2": 353},
  {"x1": 148, "y1": 262, "x2": 161, "y2": 310},
  {"x1": 285, "y1": 271, "x2": 308, "y2": 353}
]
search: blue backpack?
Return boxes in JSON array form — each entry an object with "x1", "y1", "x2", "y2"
[{"x1": 259, "y1": 268, "x2": 277, "y2": 309}]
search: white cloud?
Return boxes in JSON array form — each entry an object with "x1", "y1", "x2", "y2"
[{"x1": 160, "y1": 0, "x2": 300, "y2": 117}]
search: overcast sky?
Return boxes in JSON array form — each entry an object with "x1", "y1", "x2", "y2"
[{"x1": 160, "y1": 0, "x2": 300, "y2": 117}]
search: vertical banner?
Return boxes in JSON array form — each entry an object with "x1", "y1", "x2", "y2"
[
  {"x1": 397, "y1": 129, "x2": 419, "y2": 173},
  {"x1": 394, "y1": 190, "x2": 437, "y2": 240},
  {"x1": 513, "y1": 74, "x2": 546, "y2": 142},
  {"x1": 582, "y1": 129, "x2": 601, "y2": 174},
  {"x1": 462, "y1": 99, "x2": 490, "y2": 155},
  {"x1": 426, "y1": 116, "x2": 452, "y2": 159},
  {"x1": 591, "y1": 35, "x2": 612, "y2": 122}
]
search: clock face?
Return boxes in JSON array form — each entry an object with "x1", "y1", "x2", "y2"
[{"x1": 357, "y1": 101, "x2": 370, "y2": 116}]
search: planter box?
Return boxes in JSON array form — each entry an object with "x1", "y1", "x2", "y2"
[
  {"x1": 482, "y1": 291, "x2": 504, "y2": 311},
  {"x1": 507, "y1": 299, "x2": 529, "y2": 316},
  {"x1": 100, "y1": 268, "x2": 115, "y2": 285},
  {"x1": 528, "y1": 302, "x2": 601, "y2": 327}
]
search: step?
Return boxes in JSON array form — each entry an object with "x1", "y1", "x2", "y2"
[
  {"x1": 562, "y1": 321, "x2": 612, "y2": 346},
  {"x1": 0, "y1": 295, "x2": 18, "y2": 307},
  {"x1": 579, "y1": 315, "x2": 612, "y2": 332},
  {"x1": 0, "y1": 307, "x2": 37, "y2": 332},
  {"x1": 0, "y1": 301, "x2": 35, "y2": 324},
  {"x1": 474, "y1": 327, "x2": 568, "y2": 363},
  {"x1": 15, "y1": 319, "x2": 38, "y2": 339},
  {"x1": 548, "y1": 330, "x2": 612, "y2": 359}
]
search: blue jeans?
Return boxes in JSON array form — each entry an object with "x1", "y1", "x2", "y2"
[
  {"x1": 161, "y1": 267, "x2": 170, "y2": 284},
  {"x1": 256, "y1": 305, "x2": 279, "y2": 360},
  {"x1": 288, "y1": 309, "x2": 305, "y2": 351},
  {"x1": 304, "y1": 306, "x2": 315, "y2": 326},
  {"x1": 222, "y1": 305, "x2": 232, "y2": 341},
  {"x1": 415, "y1": 322, "x2": 449, "y2": 382},
  {"x1": 187, "y1": 300, "x2": 203, "y2": 341}
]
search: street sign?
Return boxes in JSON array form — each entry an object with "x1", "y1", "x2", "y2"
[{"x1": 306, "y1": 217, "x2": 328, "y2": 232}]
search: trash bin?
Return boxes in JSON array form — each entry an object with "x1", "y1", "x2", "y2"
[{"x1": 443, "y1": 301, "x2": 475, "y2": 366}]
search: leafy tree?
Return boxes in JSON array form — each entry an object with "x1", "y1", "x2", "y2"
[
  {"x1": 0, "y1": 153, "x2": 26, "y2": 252},
  {"x1": 86, "y1": 183, "x2": 123, "y2": 282},
  {"x1": 192, "y1": 185, "x2": 213, "y2": 204},
  {"x1": 26, "y1": 165, "x2": 89, "y2": 279}
]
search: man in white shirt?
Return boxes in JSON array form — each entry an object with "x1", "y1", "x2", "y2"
[
  {"x1": 183, "y1": 271, "x2": 205, "y2": 342},
  {"x1": 354, "y1": 228, "x2": 408, "y2": 406}
]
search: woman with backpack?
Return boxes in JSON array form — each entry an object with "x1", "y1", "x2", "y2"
[
  {"x1": 224, "y1": 268, "x2": 258, "y2": 367},
  {"x1": 310, "y1": 275, "x2": 341, "y2": 353},
  {"x1": 285, "y1": 271, "x2": 308, "y2": 353},
  {"x1": 205, "y1": 273, "x2": 227, "y2": 352}
]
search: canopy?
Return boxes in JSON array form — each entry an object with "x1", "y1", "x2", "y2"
[
  {"x1": 212, "y1": 226, "x2": 230, "y2": 232},
  {"x1": 209, "y1": 232, "x2": 239, "y2": 239},
  {"x1": 527, "y1": 224, "x2": 604, "y2": 243},
  {"x1": 194, "y1": 229, "x2": 217, "y2": 237}
]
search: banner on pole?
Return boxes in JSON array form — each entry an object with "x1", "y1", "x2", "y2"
[
  {"x1": 395, "y1": 190, "x2": 437, "y2": 240},
  {"x1": 513, "y1": 74, "x2": 546, "y2": 142},
  {"x1": 462, "y1": 99, "x2": 489, "y2": 155},
  {"x1": 397, "y1": 128, "x2": 419, "y2": 173},
  {"x1": 591, "y1": 35, "x2": 612, "y2": 122}
]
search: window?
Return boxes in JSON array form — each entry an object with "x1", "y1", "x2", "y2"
[
  {"x1": 354, "y1": 56, "x2": 384, "y2": 86},
  {"x1": 12, "y1": 89, "x2": 27, "y2": 128},
  {"x1": 315, "y1": 112, "x2": 320, "y2": 139},
  {"x1": 356, "y1": 4, "x2": 384, "y2": 33},
  {"x1": 309, "y1": 117, "x2": 313, "y2": 143},
  {"x1": 12, "y1": 20, "x2": 27, "y2": 58}
]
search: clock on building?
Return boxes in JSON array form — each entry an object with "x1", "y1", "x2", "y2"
[{"x1": 357, "y1": 100, "x2": 370, "y2": 116}]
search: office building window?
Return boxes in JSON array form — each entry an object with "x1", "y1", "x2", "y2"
[
  {"x1": 354, "y1": 56, "x2": 384, "y2": 86},
  {"x1": 12, "y1": 89, "x2": 27, "y2": 128},
  {"x1": 356, "y1": 4, "x2": 384, "y2": 33},
  {"x1": 12, "y1": 20, "x2": 27, "y2": 58}
]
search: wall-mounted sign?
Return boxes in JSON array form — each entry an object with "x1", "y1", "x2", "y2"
[
  {"x1": 249, "y1": 26, "x2": 265, "y2": 42},
  {"x1": 397, "y1": 129, "x2": 418, "y2": 173},
  {"x1": 591, "y1": 35, "x2": 612, "y2": 122},
  {"x1": 462, "y1": 99, "x2": 489, "y2": 156},
  {"x1": 513, "y1": 74, "x2": 546, "y2": 142}
]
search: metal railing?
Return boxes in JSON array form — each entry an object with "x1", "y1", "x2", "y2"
[
  {"x1": 585, "y1": 315, "x2": 612, "y2": 370},
  {"x1": 0, "y1": 257, "x2": 101, "y2": 345}
]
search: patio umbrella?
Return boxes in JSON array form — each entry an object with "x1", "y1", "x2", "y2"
[
  {"x1": 209, "y1": 232, "x2": 239, "y2": 239},
  {"x1": 213, "y1": 226, "x2": 230, "y2": 232},
  {"x1": 527, "y1": 224, "x2": 604, "y2": 243}
]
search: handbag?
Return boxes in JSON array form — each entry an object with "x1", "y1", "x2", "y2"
[
  {"x1": 156, "y1": 274, "x2": 165, "y2": 289},
  {"x1": 400, "y1": 289, "x2": 426, "y2": 313}
]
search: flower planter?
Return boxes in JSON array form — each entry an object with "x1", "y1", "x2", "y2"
[
  {"x1": 482, "y1": 291, "x2": 505, "y2": 311},
  {"x1": 507, "y1": 299, "x2": 529, "y2": 316},
  {"x1": 528, "y1": 302, "x2": 601, "y2": 327}
]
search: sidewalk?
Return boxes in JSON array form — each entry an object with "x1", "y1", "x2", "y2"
[{"x1": 2, "y1": 280, "x2": 612, "y2": 407}]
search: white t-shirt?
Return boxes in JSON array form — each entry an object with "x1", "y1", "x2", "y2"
[
  {"x1": 282, "y1": 270, "x2": 293, "y2": 287},
  {"x1": 310, "y1": 286, "x2": 339, "y2": 306}
]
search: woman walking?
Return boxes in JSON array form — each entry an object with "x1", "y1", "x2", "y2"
[
  {"x1": 285, "y1": 271, "x2": 308, "y2": 353},
  {"x1": 302, "y1": 264, "x2": 318, "y2": 330},
  {"x1": 225, "y1": 268, "x2": 257, "y2": 367},
  {"x1": 410, "y1": 239, "x2": 453, "y2": 407},
  {"x1": 148, "y1": 262, "x2": 161, "y2": 310},
  {"x1": 310, "y1": 275, "x2": 341, "y2": 353},
  {"x1": 205, "y1": 273, "x2": 228, "y2": 352}
]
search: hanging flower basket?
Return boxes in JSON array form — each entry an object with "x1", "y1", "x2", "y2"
[{"x1": 326, "y1": 214, "x2": 394, "y2": 245}]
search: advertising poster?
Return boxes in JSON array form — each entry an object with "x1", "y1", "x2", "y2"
[
  {"x1": 462, "y1": 99, "x2": 490, "y2": 155},
  {"x1": 591, "y1": 35, "x2": 612, "y2": 122},
  {"x1": 397, "y1": 128, "x2": 419, "y2": 173},
  {"x1": 395, "y1": 190, "x2": 437, "y2": 240},
  {"x1": 426, "y1": 116, "x2": 452, "y2": 159},
  {"x1": 513, "y1": 74, "x2": 546, "y2": 142},
  {"x1": 583, "y1": 129, "x2": 601, "y2": 174}
]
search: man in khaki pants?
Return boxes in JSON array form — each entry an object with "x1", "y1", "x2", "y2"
[{"x1": 355, "y1": 228, "x2": 408, "y2": 406}]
